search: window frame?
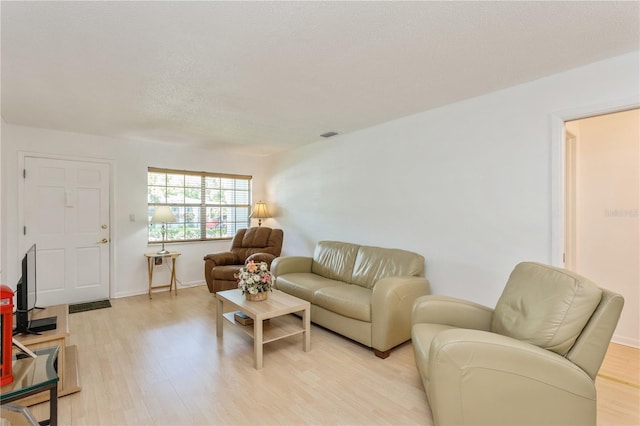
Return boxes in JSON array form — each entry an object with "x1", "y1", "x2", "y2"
[{"x1": 147, "y1": 167, "x2": 252, "y2": 243}]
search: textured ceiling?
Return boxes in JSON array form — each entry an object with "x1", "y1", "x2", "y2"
[{"x1": 2, "y1": 1, "x2": 639, "y2": 155}]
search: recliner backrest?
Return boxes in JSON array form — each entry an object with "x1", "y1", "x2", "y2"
[
  {"x1": 491, "y1": 262, "x2": 603, "y2": 356},
  {"x1": 566, "y1": 288, "x2": 624, "y2": 379},
  {"x1": 230, "y1": 227, "x2": 283, "y2": 262}
]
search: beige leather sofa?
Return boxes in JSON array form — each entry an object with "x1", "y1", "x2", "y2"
[
  {"x1": 412, "y1": 262, "x2": 624, "y2": 426},
  {"x1": 271, "y1": 241, "x2": 430, "y2": 358}
]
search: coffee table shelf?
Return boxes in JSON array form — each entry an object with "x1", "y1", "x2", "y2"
[{"x1": 222, "y1": 312, "x2": 305, "y2": 343}]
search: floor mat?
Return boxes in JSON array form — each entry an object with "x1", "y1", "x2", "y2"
[{"x1": 68, "y1": 299, "x2": 112, "y2": 314}]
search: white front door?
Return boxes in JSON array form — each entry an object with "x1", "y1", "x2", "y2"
[{"x1": 22, "y1": 156, "x2": 110, "y2": 306}]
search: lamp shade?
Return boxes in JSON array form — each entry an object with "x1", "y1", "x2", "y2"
[
  {"x1": 150, "y1": 206, "x2": 176, "y2": 223},
  {"x1": 251, "y1": 201, "x2": 271, "y2": 219}
]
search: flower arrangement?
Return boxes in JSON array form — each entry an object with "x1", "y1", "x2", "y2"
[{"x1": 235, "y1": 260, "x2": 273, "y2": 295}]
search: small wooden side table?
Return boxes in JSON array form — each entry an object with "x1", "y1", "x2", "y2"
[
  {"x1": 12, "y1": 304, "x2": 81, "y2": 404},
  {"x1": 144, "y1": 252, "x2": 181, "y2": 299}
]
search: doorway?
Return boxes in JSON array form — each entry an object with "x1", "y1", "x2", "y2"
[
  {"x1": 563, "y1": 108, "x2": 639, "y2": 347},
  {"x1": 20, "y1": 155, "x2": 111, "y2": 306}
]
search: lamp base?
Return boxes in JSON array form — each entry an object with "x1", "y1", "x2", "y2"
[{"x1": 157, "y1": 249, "x2": 170, "y2": 255}]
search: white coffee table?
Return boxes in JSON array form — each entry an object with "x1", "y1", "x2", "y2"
[{"x1": 216, "y1": 289, "x2": 311, "y2": 369}]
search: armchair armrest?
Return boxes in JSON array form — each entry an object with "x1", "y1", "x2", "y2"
[
  {"x1": 245, "y1": 252, "x2": 277, "y2": 267},
  {"x1": 429, "y1": 328, "x2": 596, "y2": 426},
  {"x1": 412, "y1": 295, "x2": 493, "y2": 331},
  {"x1": 371, "y1": 276, "x2": 430, "y2": 353},
  {"x1": 203, "y1": 251, "x2": 242, "y2": 292},
  {"x1": 203, "y1": 251, "x2": 239, "y2": 266},
  {"x1": 270, "y1": 256, "x2": 313, "y2": 277}
]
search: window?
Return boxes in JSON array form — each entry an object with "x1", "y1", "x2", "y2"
[{"x1": 147, "y1": 167, "x2": 251, "y2": 243}]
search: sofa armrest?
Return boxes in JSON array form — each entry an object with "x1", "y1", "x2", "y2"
[
  {"x1": 412, "y1": 295, "x2": 493, "y2": 331},
  {"x1": 371, "y1": 276, "x2": 430, "y2": 352},
  {"x1": 428, "y1": 328, "x2": 596, "y2": 426},
  {"x1": 270, "y1": 256, "x2": 313, "y2": 277}
]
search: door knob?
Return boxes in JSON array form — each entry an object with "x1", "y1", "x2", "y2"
[{"x1": 97, "y1": 238, "x2": 109, "y2": 244}]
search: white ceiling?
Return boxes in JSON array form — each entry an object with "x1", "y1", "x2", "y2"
[{"x1": 2, "y1": 1, "x2": 639, "y2": 155}]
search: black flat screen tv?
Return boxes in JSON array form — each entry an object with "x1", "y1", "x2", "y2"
[{"x1": 14, "y1": 244, "x2": 56, "y2": 335}]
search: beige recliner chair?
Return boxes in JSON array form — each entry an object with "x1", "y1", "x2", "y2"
[
  {"x1": 411, "y1": 262, "x2": 624, "y2": 426},
  {"x1": 203, "y1": 227, "x2": 283, "y2": 293}
]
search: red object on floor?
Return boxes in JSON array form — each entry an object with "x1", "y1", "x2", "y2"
[{"x1": 0, "y1": 284, "x2": 14, "y2": 386}]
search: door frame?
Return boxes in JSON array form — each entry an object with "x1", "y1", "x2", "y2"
[
  {"x1": 550, "y1": 96, "x2": 639, "y2": 267},
  {"x1": 563, "y1": 130, "x2": 577, "y2": 270},
  {"x1": 18, "y1": 151, "x2": 115, "y2": 299}
]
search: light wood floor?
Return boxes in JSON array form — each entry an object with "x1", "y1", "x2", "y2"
[{"x1": 16, "y1": 286, "x2": 640, "y2": 425}]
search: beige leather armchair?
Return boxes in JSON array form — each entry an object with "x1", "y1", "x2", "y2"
[
  {"x1": 411, "y1": 262, "x2": 624, "y2": 426},
  {"x1": 203, "y1": 227, "x2": 283, "y2": 293}
]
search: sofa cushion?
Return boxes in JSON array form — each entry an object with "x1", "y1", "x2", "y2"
[
  {"x1": 211, "y1": 264, "x2": 243, "y2": 282},
  {"x1": 276, "y1": 273, "x2": 343, "y2": 303},
  {"x1": 311, "y1": 241, "x2": 359, "y2": 283},
  {"x1": 314, "y1": 285, "x2": 372, "y2": 322},
  {"x1": 491, "y1": 262, "x2": 603, "y2": 356},
  {"x1": 351, "y1": 246, "x2": 424, "y2": 288}
]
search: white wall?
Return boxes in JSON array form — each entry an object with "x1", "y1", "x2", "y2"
[
  {"x1": 1, "y1": 125, "x2": 270, "y2": 298},
  {"x1": 269, "y1": 51, "x2": 640, "y2": 346},
  {"x1": 568, "y1": 109, "x2": 639, "y2": 347},
  {"x1": 2, "y1": 51, "x2": 638, "y2": 345}
]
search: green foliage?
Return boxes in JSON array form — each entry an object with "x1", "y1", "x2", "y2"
[{"x1": 147, "y1": 170, "x2": 251, "y2": 243}]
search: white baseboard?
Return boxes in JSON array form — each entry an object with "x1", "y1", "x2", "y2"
[
  {"x1": 611, "y1": 335, "x2": 639, "y2": 349},
  {"x1": 113, "y1": 281, "x2": 207, "y2": 299}
]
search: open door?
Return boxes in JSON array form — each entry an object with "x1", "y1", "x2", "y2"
[{"x1": 563, "y1": 108, "x2": 639, "y2": 347}]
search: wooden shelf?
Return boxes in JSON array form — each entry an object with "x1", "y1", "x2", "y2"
[
  {"x1": 61, "y1": 344, "x2": 81, "y2": 396},
  {"x1": 223, "y1": 312, "x2": 306, "y2": 344},
  {"x1": 12, "y1": 304, "x2": 81, "y2": 405}
]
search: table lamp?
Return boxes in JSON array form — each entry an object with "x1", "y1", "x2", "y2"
[
  {"x1": 150, "y1": 206, "x2": 176, "y2": 254},
  {"x1": 250, "y1": 201, "x2": 271, "y2": 227}
]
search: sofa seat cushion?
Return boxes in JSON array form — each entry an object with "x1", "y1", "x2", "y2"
[
  {"x1": 314, "y1": 285, "x2": 372, "y2": 322},
  {"x1": 211, "y1": 264, "x2": 243, "y2": 282},
  {"x1": 276, "y1": 273, "x2": 343, "y2": 303},
  {"x1": 492, "y1": 262, "x2": 603, "y2": 356}
]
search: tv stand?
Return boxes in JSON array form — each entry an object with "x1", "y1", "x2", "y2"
[
  {"x1": 13, "y1": 316, "x2": 58, "y2": 335},
  {"x1": 12, "y1": 304, "x2": 81, "y2": 405}
]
